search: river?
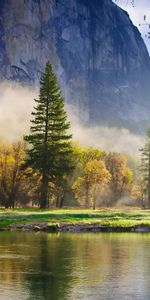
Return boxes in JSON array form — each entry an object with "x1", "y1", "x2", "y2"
[{"x1": 0, "y1": 232, "x2": 150, "y2": 299}]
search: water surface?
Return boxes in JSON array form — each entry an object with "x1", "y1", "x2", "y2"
[{"x1": 0, "y1": 231, "x2": 150, "y2": 299}]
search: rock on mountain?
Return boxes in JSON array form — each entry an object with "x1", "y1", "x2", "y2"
[{"x1": 0, "y1": 0, "x2": 150, "y2": 132}]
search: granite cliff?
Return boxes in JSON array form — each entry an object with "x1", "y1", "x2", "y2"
[{"x1": 0, "y1": 0, "x2": 150, "y2": 132}]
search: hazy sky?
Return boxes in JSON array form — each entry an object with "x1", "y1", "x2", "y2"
[{"x1": 113, "y1": 0, "x2": 150, "y2": 53}]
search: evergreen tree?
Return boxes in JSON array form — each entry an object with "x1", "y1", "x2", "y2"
[
  {"x1": 24, "y1": 61, "x2": 73, "y2": 208},
  {"x1": 140, "y1": 128, "x2": 150, "y2": 208}
]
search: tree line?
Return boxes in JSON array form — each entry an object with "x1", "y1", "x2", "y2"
[{"x1": 0, "y1": 140, "x2": 134, "y2": 209}]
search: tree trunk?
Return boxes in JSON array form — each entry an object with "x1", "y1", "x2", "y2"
[
  {"x1": 40, "y1": 93, "x2": 49, "y2": 209},
  {"x1": 93, "y1": 195, "x2": 96, "y2": 210},
  {"x1": 40, "y1": 172, "x2": 48, "y2": 209},
  {"x1": 85, "y1": 182, "x2": 89, "y2": 208},
  {"x1": 59, "y1": 197, "x2": 64, "y2": 208},
  {"x1": 56, "y1": 197, "x2": 60, "y2": 208},
  {"x1": 10, "y1": 194, "x2": 15, "y2": 209},
  {"x1": 10, "y1": 185, "x2": 18, "y2": 208},
  {"x1": 93, "y1": 187, "x2": 96, "y2": 210},
  {"x1": 56, "y1": 192, "x2": 65, "y2": 208}
]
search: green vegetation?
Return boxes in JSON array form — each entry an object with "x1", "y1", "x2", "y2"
[
  {"x1": 24, "y1": 61, "x2": 73, "y2": 209},
  {"x1": 1, "y1": 208, "x2": 150, "y2": 229},
  {"x1": 0, "y1": 61, "x2": 149, "y2": 210},
  {"x1": 0, "y1": 62, "x2": 137, "y2": 209},
  {"x1": 140, "y1": 127, "x2": 150, "y2": 207}
]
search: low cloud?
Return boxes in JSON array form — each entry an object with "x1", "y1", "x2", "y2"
[
  {"x1": 0, "y1": 81, "x2": 36, "y2": 142},
  {"x1": 0, "y1": 81, "x2": 144, "y2": 156},
  {"x1": 67, "y1": 105, "x2": 144, "y2": 156},
  {"x1": 71, "y1": 124, "x2": 144, "y2": 155}
]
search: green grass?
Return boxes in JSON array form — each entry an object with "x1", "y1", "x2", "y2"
[{"x1": 1, "y1": 208, "x2": 150, "y2": 229}]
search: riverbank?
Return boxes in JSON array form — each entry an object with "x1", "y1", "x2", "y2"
[
  {"x1": 1, "y1": 208, "x2": 150, "y2": 232},
  {"x1": 8, "y1": 222, "x2": 150, "y2": 233}
]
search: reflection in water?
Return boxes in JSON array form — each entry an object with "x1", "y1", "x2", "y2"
[
  {"x1": 25, "y1": 233, "x2": 75, "y2": 300},
  {"x1": 0, "y1": 232, "x2": 150, "y2": 299}
]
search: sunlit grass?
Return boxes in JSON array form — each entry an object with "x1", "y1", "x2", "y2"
[{"x1": 0, "y1": 208, "x2": 150, "y2": 229}]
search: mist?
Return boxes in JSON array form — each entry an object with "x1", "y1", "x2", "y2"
[
  {"x1": 0, "y1": 81, "x2": 144, "y2": 155},
  {"x1": 0, "y1": 81, "x2": 36, "y2": 142},
  {"x1": 67, "y1": 105, "x2": 144, "y2": 155}
]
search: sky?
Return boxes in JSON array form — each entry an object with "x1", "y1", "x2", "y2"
[{"x1": 113, "y1": 0, "x2": 150, "y2": 53}]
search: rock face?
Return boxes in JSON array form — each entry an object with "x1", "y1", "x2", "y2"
[{"x1": 0, "y1": 0, "x2": 150, "y2": 132}]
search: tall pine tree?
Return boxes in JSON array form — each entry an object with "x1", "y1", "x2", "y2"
[
  {"x1": 140, "y1": 128, "x2": 150, "y2": 208},
  {"x1": 24, "y1": 62, "x2": 73, "y2": 208}
]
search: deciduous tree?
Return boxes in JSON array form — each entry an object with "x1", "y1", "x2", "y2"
[
  {"x1": 140, "y1": 128, "x2": 150, "y2": 207},
  {"x1": 105, "y1": 152, "x2": 132, "y2": 204},
  {"x1": 73, "y1": 159, "x2": 111, "y2": 209},
  {"x1": 0, "y1": 142, "x2": 25, "y2": 208}
]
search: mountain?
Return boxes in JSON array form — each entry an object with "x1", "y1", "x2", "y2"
[{"x1": 0, "y1": 0, "x2": 150, "y2": 132}]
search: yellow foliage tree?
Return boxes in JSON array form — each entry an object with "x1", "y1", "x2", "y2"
[
  {"x1": 0, "y1": 142, "x2": 25, "y2": 208},
  {"x1": 105, "y1": 153, "x2": 133, "y2": 204},
  {"x1": 73, "y1": 159, "x2": 111, "y2": 209}
]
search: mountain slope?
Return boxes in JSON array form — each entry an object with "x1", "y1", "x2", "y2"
[{"x1": 0, "y1": 0, "x2": 150, "y2": 132}]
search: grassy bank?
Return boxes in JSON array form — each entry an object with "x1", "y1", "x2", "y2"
[{"x1": 1, "y1": 208, "x2": 150, "y2": 230}]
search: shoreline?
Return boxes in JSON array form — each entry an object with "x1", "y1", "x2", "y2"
[
  {"x1": 1, "y1": 209, "x2": 150, "y2": 233},
  {"x1": 3, "y1": 222, "x2": 150, "y2": 233}
]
